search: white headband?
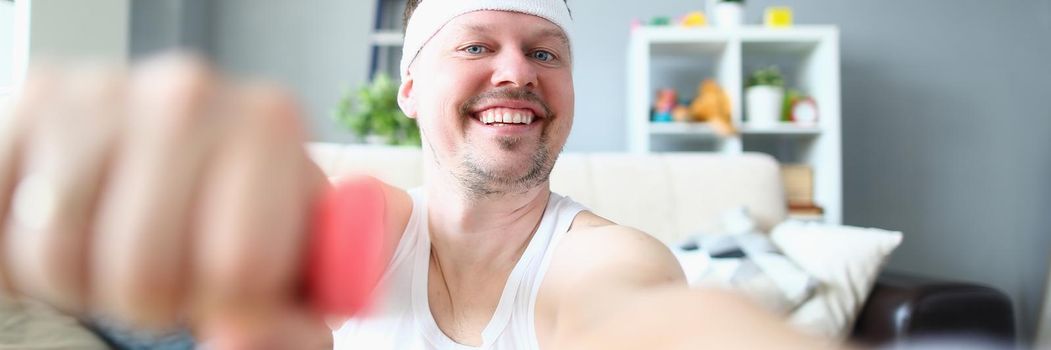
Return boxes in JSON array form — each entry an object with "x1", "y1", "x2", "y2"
[{"x1": 400, "y1": 0, "x2": 573, "y2": 81}]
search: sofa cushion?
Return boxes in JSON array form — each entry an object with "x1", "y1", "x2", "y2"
[
  {"x1": 307, "y1": 143, "x2": 423, "y2": 189},
  {"x1": 553, "y1": 153, "x2": 788, "y2": 243},
  {"x1": 772, "y1": 221, "x2": 903, "y2": 339}
]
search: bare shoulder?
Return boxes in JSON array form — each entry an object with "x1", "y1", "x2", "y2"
[
  {"x1": 550, "y1": 212, "x2": 685, "y2": 288},
  {"x1": 534, "y1": 212, "x2": 685, "y2": 345}
]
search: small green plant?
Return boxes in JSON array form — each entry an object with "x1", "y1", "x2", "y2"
[
  {"x1": 747, "y1": 66, "x2": 785, "y2": 88},
  {"x1": 333, "y1": 73, "x2": 421, "y2": 146}
]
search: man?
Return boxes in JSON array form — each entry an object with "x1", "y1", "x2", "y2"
[{"x1": 0, "y1": 0, "x2": 830, "y2": 348}]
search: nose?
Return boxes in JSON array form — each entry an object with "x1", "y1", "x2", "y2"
[{"x1": 490, "y1": 50, "x2": 538, "y2": 89}]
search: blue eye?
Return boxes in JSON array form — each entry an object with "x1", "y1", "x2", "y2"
[
  {"x1": 464, "y1": 45, "x2": 486, "y2": 54},
  {"x1": 532, "y1": 50, "x2": 554, "y2": 62}
]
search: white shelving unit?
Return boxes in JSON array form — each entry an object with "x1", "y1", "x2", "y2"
[{"x1": 627, "y1": 25, "x2": 842, "y2": 224}]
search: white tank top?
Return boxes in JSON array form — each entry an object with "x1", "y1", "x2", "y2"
[{"x1": 332, "y1": 189, "x2": 587, "y2": 349}]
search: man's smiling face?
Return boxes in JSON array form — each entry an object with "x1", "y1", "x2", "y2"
[{"x1": 398, "y1": 10, "x2": 574, "y2": 197}]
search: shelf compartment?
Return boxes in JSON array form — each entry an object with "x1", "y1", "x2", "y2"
[{"x1": 627, "y1": 25, "x2": 841, "y2": 225}]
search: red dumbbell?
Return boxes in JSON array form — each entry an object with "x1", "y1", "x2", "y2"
[{"x1": 305, "y1": 177, "x2": 387, "y2": 317}]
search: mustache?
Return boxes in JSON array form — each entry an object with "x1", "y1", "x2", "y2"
[{"x1": 458, "y1": 87, "x2": 554, "y2": 119}]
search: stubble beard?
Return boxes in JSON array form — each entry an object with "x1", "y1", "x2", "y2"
[{"x1": 457, "y1": 131, "x2": 556, "y2": 199}]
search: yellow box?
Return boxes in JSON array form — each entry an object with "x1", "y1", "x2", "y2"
[
  {"x1": 764, "y1": 6, "x2": 793, "y2": 28},
  {"x1": 682, "y1": 11, "x2": 708, "y2": 27}
]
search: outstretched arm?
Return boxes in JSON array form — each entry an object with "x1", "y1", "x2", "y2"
[{"x1": 546, "y1": 225, "x2": 839, "y2": 349}]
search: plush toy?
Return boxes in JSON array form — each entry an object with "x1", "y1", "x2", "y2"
[
  {"x1": 653, "y1": 88, "x2": 678, "y2": 122},
  {"x1": 672, "y1": 105, "x2": 691, "y2": 122},
  {"x1": 689, "y1": 79, "x2": 737, "y2": 136}
]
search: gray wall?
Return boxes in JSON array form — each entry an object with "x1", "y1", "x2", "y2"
[
  {"x1": 130, "y1": 0, "x2": 1051, "y2": 343},
  {"x1": 843, "y1": 1, "x2": 1051, "y2": 343},
  {"x1": 130, "y1": 0, "x2": 375, "y2": 142},
  {"x1": 28, "y1": 0, "x2": 129, "y2": 64},
  {"x1": 208, "y1": 0, "x2": 375, "y2": 142}
]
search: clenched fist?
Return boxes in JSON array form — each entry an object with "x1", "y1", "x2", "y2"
[{"x1": 0, "y1": 53, "x2": 334, "y2": 348}]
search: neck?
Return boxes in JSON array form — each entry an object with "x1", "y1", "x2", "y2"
[{"x1": 424, "y1": 165, "x2": 552, "y2": 273}]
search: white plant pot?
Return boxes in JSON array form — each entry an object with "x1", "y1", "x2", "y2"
[
  {"x1": 713, "y1": 2, "x2": 744, "y2": 28},
  {"x1": 746, "y1": 86, "x2": 784, "y2": 126}
]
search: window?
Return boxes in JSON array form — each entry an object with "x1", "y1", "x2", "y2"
[{"x1": 369, "y1": 0, "x2": 406, "y2": 80}]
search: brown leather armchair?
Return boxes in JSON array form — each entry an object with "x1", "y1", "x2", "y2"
[{"x1": 851, "y1": 272, "x2": 1016, "y2": 348}]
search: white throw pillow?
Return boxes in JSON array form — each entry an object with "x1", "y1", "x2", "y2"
[{"x1": 770, "y1": 221, "x2": 903, "y2": 340}]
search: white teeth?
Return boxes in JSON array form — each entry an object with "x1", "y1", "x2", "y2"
[{"x1": 477, "y1": 108, "x2": 536, "y2": 125}]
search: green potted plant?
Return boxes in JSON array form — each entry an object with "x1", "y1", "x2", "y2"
[
  {"x1": 333, "y1": 73, "x2": 421, "y2": 146},
  {"x1": 711, "y1": 0, "x2": 744, "y2": 28},
  {"x1": 745, "y1": 66, "x2": 785, "y2": 126}
]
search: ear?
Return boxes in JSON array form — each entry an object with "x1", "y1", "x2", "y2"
[{"x1": 397, "y1": 75, "x2": 418, "y2": 119}]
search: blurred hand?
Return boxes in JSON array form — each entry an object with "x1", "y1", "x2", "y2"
[{"x1": 0, "y1": 53, "x2": 331, "y2": 348}]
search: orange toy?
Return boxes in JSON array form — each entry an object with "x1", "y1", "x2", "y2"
[{"x1": 689, "y1": 79, "x2": 737, "y2": 137}]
